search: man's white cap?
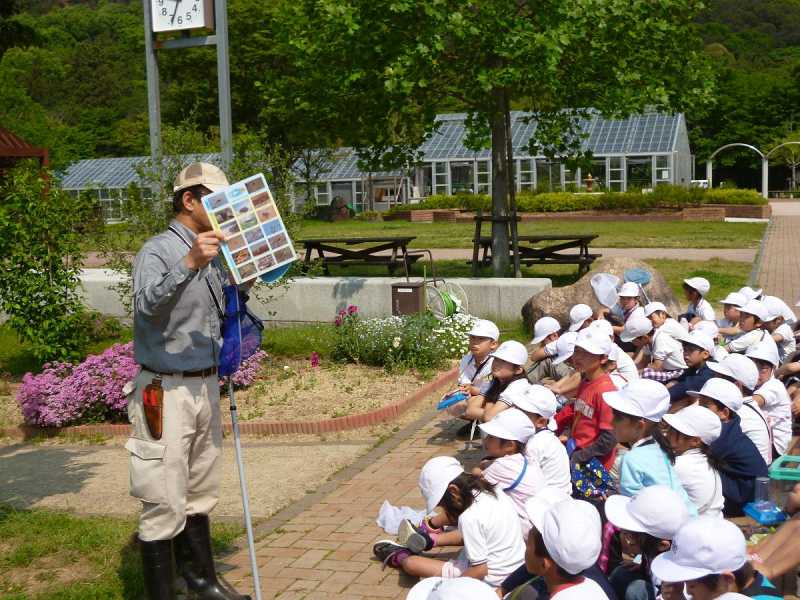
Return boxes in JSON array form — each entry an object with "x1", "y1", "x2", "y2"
[
  {"x1": 479, "y1": 408, "x2": 536, "y2": 443},
  {"x1": 468, "y1": 319, "x2": 500, "y2": 341},
  {"x1": 644, "y1": 301, "x2": 669, "y2": 317},
  {"x1": 739, "y1": 300, "x2": 769, "y2": 322},
  {"x1": 746, "y1": 340, "x2": 780, "y2": 368},
  {"x1": 537, "y1": 499, "x2": 603, "y2": 575},
  {"x1": 513, "y1": 385, "x2": 559, "y2": 419},
  {"x1": 406, "y1": 577, "x2": 497, "y2": 600},
  {"x1": 588, "y1": 319, "x2": 614, "y2": 339},
  {"x1": 762, "y1": 295, "x2": 792, "y2": 322},
  {"x1": 684, "y1": 277, "x2": 711, "y2": 296},
  {"x1": 620, "y1": 316, "x2": 653, "y2": 343},
  {"x1": 605, "y1": 486, "x2": 690, "y2": 540},
  {"x1": 490, "y1": 340, "x2": 528, "y2": 366},
  {"x1": 674, "y1": 329, "x2": 715, "y2": 353},
  {"x1": 419, "y1": 456, "x2": 463, "y2": 513},
  {"x1": 708, "y1": 354, "x2": 759, "y2": 391},
  {"x1": 662, "y1": 404, "x2": 722, "y2": 446},
  {"x1": 693, "y1": 320, "x2": 719, "y2": 340},
  {"x1": 651, "y1": 516, "x2": 747, "y2": 583},
  {"x1": 524, "y1": 487, "x2": 572, "y2": 534},
  {"x1": 618, "y1": 282, "x2": 641, "y2": 298},
  {"x1": 719, "y1": 292, "x2": 747, "y2": 308},
  {"x1": 552, "y1": 331, "x2": 578, "y2": 365},
  {"x1": 688, "y1": 377, "x2": 744, "y2": 412},
  {"x1": 173, "y1": 162, "x2": 230, "y2": 193},
  {"x1": 603, "y1": 379, "x2": 670, "y2": 422},
  {"x1": 532, "y1": 316, "x2": 561, "y2": 345},
  {"x1": 739, "y1": 286, "x2": 763, "y2": 302},
  {"x1": 568, "y1": 304, "x2": 594, "y2": 332},
  {"x1": 574, "y1": 327, "x2": 613, "y2": 357}
]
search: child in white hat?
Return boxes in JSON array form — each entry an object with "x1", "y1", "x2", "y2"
[
  {"x1": 603, "y1": 379, "x2": 698, "y2": 514},
  {"x1": 760, "y1": 296, "x2": 797, "y2": 363},
  {"x1": 605, "y1": 486, "x2": 691, "y2": 600},
  {"x1": 717, "y1": 292, "x2": 747, "y2": 342},
  {"x1": 465, "y1": 340, "x2": 530, "y2": 423},
  {"x1": 662, "y1": 404, "x2": 725, "y2": 517},
  {"x1": 650, "y1": 516, "x2": 754, "y2": 600},
  {"x1": 590, "y1": 318, "x2": 641, "y2": 386},
  {"x1": 600, "y1": 282, "x2": 646, "y2": 339},
  {"x1": 523, "y1": 496, "x2": 610, "y2": 598},
  {"x1": 378, "y1": 456, "x2": 525, "y2": 587},
  {"x1": 511, "y1": 385, "x2": 572, "y2": 495},
  {"x1": 682, "y1": 277, "x2": 715, "y2": 326},
  {"x1": 747, "y1": 341, "x2": 792, "y2": 458},
  {"x1": 688, "y1": 378, "x2": 769, "y2": 515},
  {"x1": 527, "y1": 316, "x2": 574, "y2": 384},
  {"x1": 405, "y1": 576, "x2": 497, "y2": 600},
  {"x1": 668, "y1": 330, "x2": 717, "y2": 408},
  {"x1": 640, "y1": 302, "x2": 688, "y2": 383},
  {"x1": 448, "y1": 319, "x2": 499, "y2": 422},
  {"x1": 725, "y1": 300, "x2": 772, "y2": 355},
  {"x1": 474, "y1": 409, "x2": 546, "y2": 536},
  {"x1": 567, "y1": 303, "x2": 594, "y2": 332}
]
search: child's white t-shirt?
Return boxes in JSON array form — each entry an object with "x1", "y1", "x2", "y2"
[
  {"x1": 688, "y1": 298, "x2": 715, "y2": 322},
  {"x1": 651, "y1": 329, "x2": 688, "y2": 371},
  {"x1": 661, "y1": 317, "x2": 687, "y2": 339},
  {"x1": 482, "y1": 453, "x2": 546, "y2": 537},
  {"x1": 773, "y1": 323, "x2": 796, "y2": 363},
  {"x1": 498, "y1": 378, "x2": 532, "y2": 407},
  {"x1": 754, "y1": 377, "x2": 792, "y2": 455},
  {"x1": 458, "y1": 353, "x2": 494, "y2": 395},
  {"x1": 458, "y1": 489, "x2": 526, "y2": 587},
  {"x1": 551, "y1": 578, "x2": 609, "y2": 599},
  {"x1": 674, "y1": 449, "x2": 724, "y2": 518},
  {"x1": 738, "y1": 399, "x2": 773, "y2": 466},
  {"x1": 525, "y1": 429, "x2": 572, "y2": 496},
  {"x1": 727, "y1": 328, "x2": 771, "y2": 354},
  {"x1": 610, "y1": 343, "x2": 639, "y2": 381}
]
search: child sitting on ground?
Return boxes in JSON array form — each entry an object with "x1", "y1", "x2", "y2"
[
  {"x1": 465, "y1": 341, "x2": 530, "y2": 423},
  {"x1": 603, "y1": 379, "x2": 698, "y2": 514},
  {"x1": 377, "y1": 456, "x2": 525, "y2": 588},
  {"x1": 510, "y1": 384, "x2": 572, "y2": 495},
  {"x1": 747, "y1": 341, "x2": 792, "y2": 458},
  {"x1": 447, "y1": 319, "x2": 499, "y2": 423},
  {"x1": 668, "y1": 330, "x2": 716, "y2": 408},
  {"x1": 717, "y1": 292, "x2": 746, "y2": 342},
  {"x1": 681, "y1": 277, "x2": 715, "y2": 326},
  {"x1": 761, "y1": 297, "x2": 796, "y2": 364},
  {"x1": 527, "y1": 316, "x2": 573, "y2": 384},
  {"x1": 639, "y1": 303, "x2": 688, "y2": 383},
  {"x1": 662, "y1": 404, "x2": 725, "y2": 517},
  {"x1": 605, "y1": 486, "x2": 690, "y2": 600},
  {"x1": 473, "y1": 409, "x2": 546, "y2": 536},
  {"x1": 725, "y1": 300, "x2": 772, "y2": 355}
]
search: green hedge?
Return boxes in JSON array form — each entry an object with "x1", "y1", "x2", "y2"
[{"x1": 393, "y1": 186, "x2": 765, "y2": 213}]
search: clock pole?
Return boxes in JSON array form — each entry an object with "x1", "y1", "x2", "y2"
[
  {"x1": 142, "y1": 0, "x2": 161, "y2": 170},
  {"x1": 215, "y1": 0, "x2": 233, "y2": 167}
]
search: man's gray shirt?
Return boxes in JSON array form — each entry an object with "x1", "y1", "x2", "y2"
[{"x1": 132, "y1": 219, "x2": 227, "y2": 373}]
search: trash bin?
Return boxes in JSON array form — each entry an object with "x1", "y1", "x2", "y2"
[{"x1": 390, "y1": 281, "x2": 425, "y2": 316}]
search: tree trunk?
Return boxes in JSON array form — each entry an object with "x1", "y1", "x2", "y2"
[{"x1": 490, "y1": 88, "x2": 510, "y2": 277}]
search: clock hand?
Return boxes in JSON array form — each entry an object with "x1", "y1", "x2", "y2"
[{"x1": 170, "y1": 0, "x2": 182, "y2": 24}]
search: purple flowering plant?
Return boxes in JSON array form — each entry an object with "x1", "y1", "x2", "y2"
[{"x1": 227, "y1": 350, "x2": 268, "y2": 388}]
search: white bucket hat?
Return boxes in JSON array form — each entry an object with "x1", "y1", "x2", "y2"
[
  {"x1": 513, "y1": 384, "x2": 558, "y2": 419},
  {"x1": 618, "y1": 282, "x2": 641, "y2": 298},
  {"x1": 620, "y1": 316, "x2": 654, "y2": 343},
  {"x1": 602, "y1": 379, "x2": 670, "y2": 422},
  {"x1": 568, "y1": 304, "x2": 594, "y2": 332},
  {"x1": 739, "y1": 300, "x2": 769, "y2": 322},
  {"x1": 468, "y1": 319, "x2": 500, "y2": 341},
  {"x1": 605, "y1": 486, "x2": 690, "y2": 540},
  {"x1": 707, "y1": 354, "x2": 759, "y2": 391},
  {"x1": 662, "y1": 404, "x2": 722, "y2": 445},
  {"x1": 644, "y1": 301, "x2": 669, "y2": 317},
  {"x1": 684, "y1": 277, "x2": 710, "y2": 296},
  {"x1": 719, "y1": 292, "x2": 747, "y2": 308},
  {"x1": 588, "y1": 319, "x2": 614, "y2": 339},
  {"x1": 552, "y1": 331, "x2": 579, "y2": 365},
  {"x1": 490, "y1": 340, "x2": 528, "y2": 366},
  {"x1": 739, "y1": 286, "x2": 763, "y2": 302},
  {"x1": 693, "y1": 320, "x2": 719, "y2": 340},
  {"x1": 688, "y1": 377, "x2": 744, "y2": 412},
  {"x1": 478, "y1": 408, "x2": 536, "y2": 443},
  {"x1": 762, "y1": 295, "x2": 792, "y2": 323},
  {"x1": 673, "y1": 329, "x2": 715, "y2": 354},
  {"x1": 531, "y1": 316, "x2": 561, "y2": 345},
  {"x1": 745, "y1": 340, "x2": 780, "y2": 368},
  {"x1": 651, "y1": 516, "x2": 746, "y2": 583},
  {"x1": 406, "y1": 577, "x2": 497, "y2": 600},
  {"x1": 538, "y1": 499, "x2": 602, "y2": 575},
  {"x1": 418, "y1": 456, "x2": 464, "y2": 513},
  {"x1": 574, "y1": 328, "x2": 613, "y2": 357},
  {"x1": 524, "y1": 486, "x2": 572, "y2": 534}
]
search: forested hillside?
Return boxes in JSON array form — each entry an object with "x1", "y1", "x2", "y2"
[{"x1": 1, "y1": 0, "x2": 799, "y2": 183}]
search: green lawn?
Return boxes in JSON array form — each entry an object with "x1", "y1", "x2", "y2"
[
  {"x1": 0, "y1": 504, "x2": 241, "y2": 600},
  {"x1": 298, "y1": 219, "x2": 766, "y2": 249}
]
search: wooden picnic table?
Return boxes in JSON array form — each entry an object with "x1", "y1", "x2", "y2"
[
  {"x1": 472, "y1": 234, "x2": 601, "y2": 276},
  {"x1": 299, "y1": 236, "x2": 420, "y2": 275}
]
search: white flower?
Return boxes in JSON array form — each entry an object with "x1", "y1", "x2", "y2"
[
  {"x1": 392, "y1": 337, "x2": 401, "y2": 348},
  {"x1": 283, "y1": 365, "x2": 290, "y2": 371}
]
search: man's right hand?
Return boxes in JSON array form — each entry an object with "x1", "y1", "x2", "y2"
[{"x1": 183, "y1": 230, "x2": 225, "y2": 271}]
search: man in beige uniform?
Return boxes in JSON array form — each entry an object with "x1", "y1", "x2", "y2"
[{"x1": 128, "y1": 163, "x2": 250, "y2": 600}]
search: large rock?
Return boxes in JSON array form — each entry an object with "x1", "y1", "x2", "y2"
[{"x1": 521, "y1": 257, "x2": 681, "y2": 334}]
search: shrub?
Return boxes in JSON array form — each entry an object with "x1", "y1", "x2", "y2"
[
  {"x1": 702, "y1": 188, "x2": 766, "y2": 205},
  {"x1": 332, "y1": 306, "x2": 474, "y2": 372},
  {"x1": 354, "y1": 210, "x2": 383, "y2": 221},
  {"x1": 228, "y1": 350, "x2": 269, "y2": 388}
]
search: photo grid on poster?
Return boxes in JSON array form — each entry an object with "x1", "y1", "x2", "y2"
[{"x1": 203, "y1": 173, "x2": 297, "y2": 283}]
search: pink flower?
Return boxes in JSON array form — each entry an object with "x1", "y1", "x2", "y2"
[
  {"x1": 310, "y1": 352, "x2": 320, "y2": 368},
  {"x1": 347, "y1": 305, "x2": 358, "y2": 315}
]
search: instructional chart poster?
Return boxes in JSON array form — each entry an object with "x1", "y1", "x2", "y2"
[{"x1": 203, "y1": 173, "x2": 297, "y2": 283}]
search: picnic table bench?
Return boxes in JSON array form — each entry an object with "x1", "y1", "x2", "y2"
[
  {"x1": 299, "y1": 236, "x2": 421, "y2": 275},
  {"x1": 471, "y1": 234, "x2": 601, "y2": 276}
]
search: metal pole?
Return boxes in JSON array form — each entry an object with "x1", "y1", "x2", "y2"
[
  {"x1": 227, "y1": 377, "x2": 263, "y2": 600},
  {"x1": 215, "y1": 0, "x2": 234, "y2": 167},
  {"x1": 762, "y1": 157, "x2": 769, "y2": 200},
  {"x1": 706, "y1": 160, "x2": 713, "y2": 189},
  {"x1": 142, "y1": 0, "x2": 161, "y2": 169}
]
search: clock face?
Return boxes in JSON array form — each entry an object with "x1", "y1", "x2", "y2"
[{"x1": 151, "y1": 0, "x2": 213, "y2": 33}]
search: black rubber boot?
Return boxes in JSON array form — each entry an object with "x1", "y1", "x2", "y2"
[
  {"x1": 140, "y1": 538, "x2": 176, "y2": 600},
  {"x1": 175, "y1": 514, "x2": 251, "y2": 600}
]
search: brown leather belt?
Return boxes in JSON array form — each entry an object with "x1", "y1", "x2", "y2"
[{"x1": 142, "y1": 365, "x2": 218, "y2": 378}]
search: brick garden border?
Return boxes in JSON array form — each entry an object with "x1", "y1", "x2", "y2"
[{"x1": 0, "y1": 367, "x2": 458, "y2": 441}]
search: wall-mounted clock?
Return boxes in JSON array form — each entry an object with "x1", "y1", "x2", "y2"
[{"x1": 150, "y1": 0, "x2": 214, "y2": 33}]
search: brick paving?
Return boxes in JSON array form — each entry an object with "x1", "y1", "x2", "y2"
[
  {"x1": 221, "y1": 413, "x2": 477, "y2": 599},
  {"x1": 755, "y1": 201, "x2": 800, "y2": 314}
]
